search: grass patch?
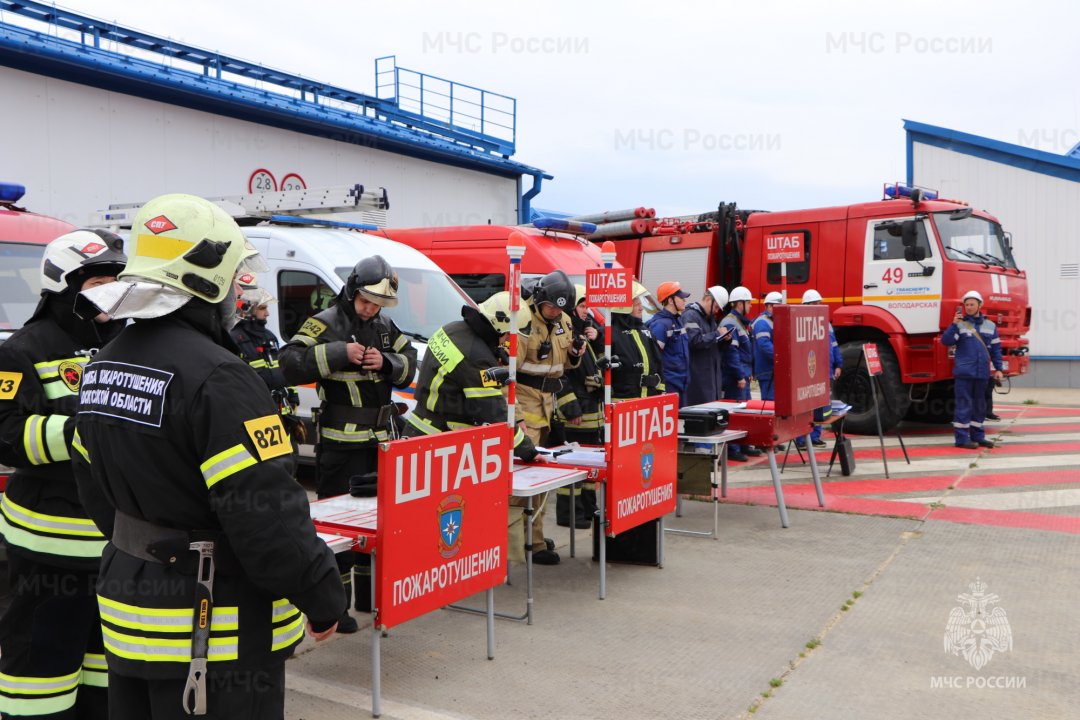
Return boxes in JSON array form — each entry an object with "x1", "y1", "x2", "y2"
[
  {"x1": 770, "y1": 678, "x2": 783, "y2": 688},
  {"x1": 806, "y1": 638, "x2": 820, "y2": 650},
  {"x1": 852, "y1": 591, "x2": 862, "y2": 599},
  {"x1": 1023, "y1": 398, "x2": 1039, "y2": 405}
]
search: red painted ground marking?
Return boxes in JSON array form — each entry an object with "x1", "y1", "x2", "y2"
[
  {"x1": 997, "y1": 422, "x2": 1080, "y2": 435},
  {"x1": 928, "y1": 506, "x2": 1080, "y2": 534},
  {"x1": 1013, "y1": 407, "x2": 1080, "y2": 418}
]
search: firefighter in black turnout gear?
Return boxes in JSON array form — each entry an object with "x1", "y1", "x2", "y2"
[
  {"x1": 555, "y1": 285, "x2": 604, "y2": 529},
  {"x1": 72, "y1": 194, "x2": 345, "y2": 720},
  {"x1": 403, "y1": 291, "x2": 538, "y2": 460},
  {"x1": 0, "y1": 229, "x2": 125, "y2": 719},
  {"x1": 610, "y1": 282, "x2": 667, "y2": 400},
  {"x1": 231, "y1": 285, "x2": 303, "y2": 470},
  {"x1": 279, "y1": 255, "x2": 417, "y2": 623}
]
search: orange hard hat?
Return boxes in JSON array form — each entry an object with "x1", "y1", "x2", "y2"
[{"x1": 656, "y1": 281, "x2": 690, "y2": 304}]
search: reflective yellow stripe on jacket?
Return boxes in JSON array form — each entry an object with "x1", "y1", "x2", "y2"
[
  {"x1": 0, "y1": 494, "x2": 105, "y2": 558},
  {"x1": 98, "y1": 595, "x2": 240, "y2": 663},
  {"x1": 23, "y1": 414, "x2": 70, "y2": 465}
]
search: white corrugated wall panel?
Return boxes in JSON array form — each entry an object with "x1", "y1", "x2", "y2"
[
  {"x1": 2, "y1": 66, "x2": 519, "y2": 229},
  {"x1": 913, "y1": 142, "x2": 1080, "y2": 357}
]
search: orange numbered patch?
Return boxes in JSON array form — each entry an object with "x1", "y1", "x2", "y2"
[
  {"x1": 0, "y1": 372, "x2": 23, "y2": 400},
  {"x1": 243, "y1": 414, "x2": 292, "y2": 461}
]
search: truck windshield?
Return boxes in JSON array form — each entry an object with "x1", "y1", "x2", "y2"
[
  {"x1": 0, "y1": 242, "x2": 45, "y2": 331},
  {"x1": 335, "y1": 266, "x2": 471, "y2": 343},
  {"x1": 934, "y1": 213, "x2": 1016, "y2": 269}
]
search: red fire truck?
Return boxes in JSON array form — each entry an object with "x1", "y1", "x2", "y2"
[{"x1": 608, "y1": 184, "x2": 1031, "y2": 434}]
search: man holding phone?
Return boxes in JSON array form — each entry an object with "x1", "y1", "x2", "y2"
[
  {"x1": 940, "y1": 290, "x2": 1004, "y2": 449},
  {"x1": 682, "y1": 286, "x2": 733, "y2": 406}
]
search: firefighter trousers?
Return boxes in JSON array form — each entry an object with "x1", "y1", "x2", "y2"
[
  {"x1": 107, "y1": 664, "x2": 285, "y2": 720},
  {"x1": 0, "y1": 552, "x2": 106, "y2": 719}
]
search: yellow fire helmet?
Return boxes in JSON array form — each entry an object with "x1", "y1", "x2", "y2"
[
  {"x1": 121, "y1": 193, "x2": 264, "y2": 302},
  {"x1": 611, "y1": 281, "x2": 650, "y2": 314},
  {"x1": 478, "y1": 291, "x2": 512, "y2": 334}
]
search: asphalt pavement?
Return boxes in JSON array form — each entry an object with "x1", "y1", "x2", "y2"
[{"x1": 264, "y1": 387, "x2": 1080, "y2": 718}]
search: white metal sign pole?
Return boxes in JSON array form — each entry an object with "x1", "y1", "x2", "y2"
[{"x1": 598, "y1": 241, "x2": 617, "y2": 601}]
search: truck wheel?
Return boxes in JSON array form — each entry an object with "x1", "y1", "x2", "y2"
[
  {"x1": 906, "y1": 381, "x2": 955, "y2": 424},
  {"x1": 835, "y1": 341, "x2": 910, "y2": 435}
]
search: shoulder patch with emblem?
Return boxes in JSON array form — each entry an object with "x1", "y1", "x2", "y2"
[
  {"x1": 0, "y1": 371, "x2": 23, "y2": 400},
  {"x1": 58, "y1": 361, "x2": 83, "y2": 393},
  {"x1": 298, "y1": 317, "x2": 327, "y2": 338}
]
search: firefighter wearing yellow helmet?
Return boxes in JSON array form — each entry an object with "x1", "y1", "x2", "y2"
[
  {"x1": 609, "y1": 281, "x2": 666, "y2": 400},
  {"x1": 72, "y1": 194, "x2": 345, "y2": 717},
  {"x1": 404, "y1": 291, "x2": 537, "y2": 460}
]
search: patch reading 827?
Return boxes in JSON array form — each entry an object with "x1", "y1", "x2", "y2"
[{"x1": 79, "y1": 361, "x2": 174, "y2": 427}]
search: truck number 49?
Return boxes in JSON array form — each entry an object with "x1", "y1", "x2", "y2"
[{"x1": 881, "y1": 267, "x2": 904, "y2": 284}]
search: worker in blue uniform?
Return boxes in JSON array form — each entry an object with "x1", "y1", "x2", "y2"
[
  {"x1": 751, "y1": 291, "x2": 783, "y2": 401},
  {"x1": 940, "y1": 290, "x2": 1004, "y2": 449},
  {"x1": 720, "y1": 286, "x2": 760, "y2": 462}
]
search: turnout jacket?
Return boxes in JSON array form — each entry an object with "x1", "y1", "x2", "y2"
[
  {"x1": 556, "y1": 314, "x2": 604, "y2": 430},
  {"x1": 610, "y1": 313, "x2": 666, "y2": 401},
  {"x1": 940, "y1": 313, "x2": 1003, "y2": 380},
  {"x1": 279, "y1": 303, "x2": 417, "y2": 447},
  {"x1": 231, "y1": 317, "x2": 294, "y2": 411},
  {"x1": 405, "y1": 309, "x2": 537, "y2": 460},
  {"x1": 515, "y1": 302, "x2": 581, "y2": 429},
  {"x1": 0, "y1": 312, "x2": 109, "y2": 569},
  {"x1": 73, "y1": 305, "x2": 345, "y2": 678}
]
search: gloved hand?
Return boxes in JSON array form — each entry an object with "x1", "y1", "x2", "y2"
[
  {"x1": 571, "y1": 335, "x2": 586, "y2": 354},
  {"x1": 640, "y1": 373, "x2": 662, "y2": 389},
  {"x1": 596, "y1": 354, "x2": 621, "y2": 370},
  {"x1": 482, "y1": 367, "x2": 511, "y2": 386}
]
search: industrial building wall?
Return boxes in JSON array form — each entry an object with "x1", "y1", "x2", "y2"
[
  {"x1": 3, "y1": 66, "x2": 519, "y2": 229},
  {"x1": 913, "y1": 141, "x2": 1080, "y2": 386}
]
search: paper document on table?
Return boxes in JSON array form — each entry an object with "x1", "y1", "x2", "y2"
[{"x1": 550, "y1": 450, "x2": 607, "y2": 467}]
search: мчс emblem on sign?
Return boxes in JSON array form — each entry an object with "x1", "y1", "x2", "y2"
[
  {"x1": 944, "y1": 578, "x2": 1013, "y2": 671},
  {"x1": 437, "y1": 494, "x2": 464, "y2": 559},
  {"x1": 640, "y1": 443, "x2": 655, "y2": 488}
]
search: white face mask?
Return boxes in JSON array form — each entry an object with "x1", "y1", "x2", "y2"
[{"x1": 78, "y1": 279, "x2": 192, "y2": 321}]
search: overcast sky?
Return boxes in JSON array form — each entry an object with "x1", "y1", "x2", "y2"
[{"x1": 54, "y1": 0, "x2": 1080, "y2": 217}]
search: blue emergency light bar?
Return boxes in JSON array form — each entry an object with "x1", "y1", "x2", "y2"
[
  {"x1": 269, "y1": 215, "x2": 378, "y2": 232},
  {"x1": 533, "y1": 217, "x2": 598, "y2": 235},
  {"x1": 884, "y1": 183, "x2": 938, "y2": 202},
  {"x1": 0, "y1": 182, "x2": 26, "y2": 204}
]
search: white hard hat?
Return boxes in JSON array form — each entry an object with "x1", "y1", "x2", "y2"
[
  {"x1": 707, "y1": 286, "x2": 728, "y2": 307},
  {"x1": 962, "y1": 290, "x2": 984, "y2": 304},
  {"x1": 729, "y1": 286, "x2": 752, "y2": 303},
  {"x1": 802, "y1": 289, "x2": 823, "y2": 304},
  {"x1": 763, "y1": 291, "x2": 783, "y2": 305}
]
